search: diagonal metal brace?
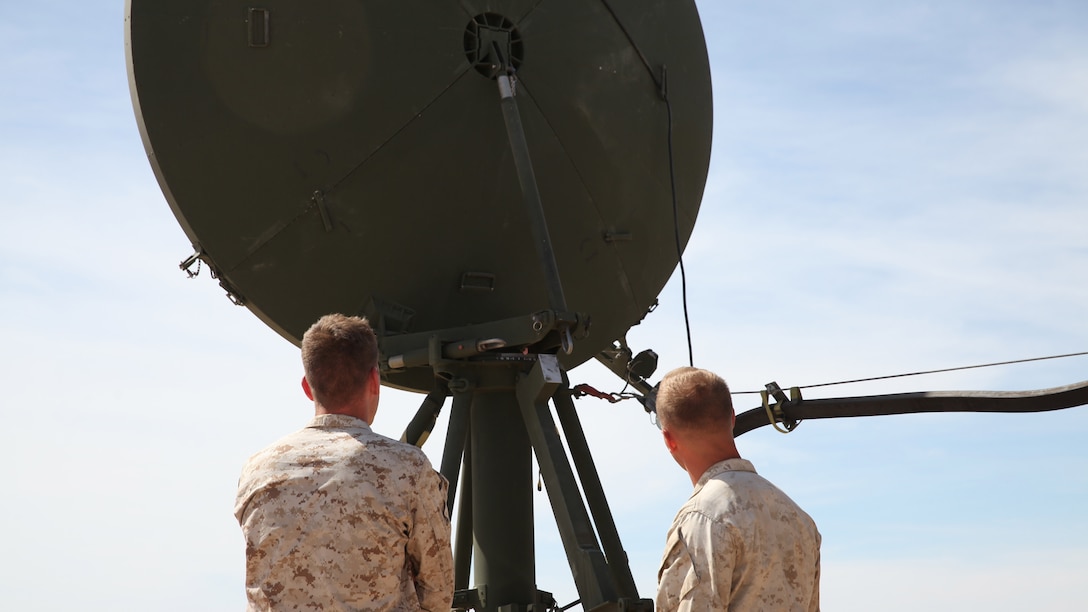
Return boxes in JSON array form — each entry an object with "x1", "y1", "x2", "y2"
[{"x1": 516, "y1": 355, "x2": 619, "y2": 609}]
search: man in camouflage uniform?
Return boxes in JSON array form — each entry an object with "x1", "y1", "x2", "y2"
[
  {"x1": 655, "y1": 367, "x2": 821, "y2": 611},
  {"x1": 235, "y1": 314, "x2": 454, "y2": 611}
]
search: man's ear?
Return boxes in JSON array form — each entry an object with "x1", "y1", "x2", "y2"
[
  {"x1": 662, "y1": 428, "x2": 680, "y2": 453},
  {"x1": 367, "y1": 367, "x2": 381, "y2": 397},
  {"x1": 301, "y1": 376, "x2": 314, "y2": 401}
]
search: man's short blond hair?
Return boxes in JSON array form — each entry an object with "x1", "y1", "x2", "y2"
[
  {"x1": 301, "y1": 314, "x2": 378, "y2": 409},
  {"x1": 656, "y1": 367, "x2": 734, "y2": 433}
]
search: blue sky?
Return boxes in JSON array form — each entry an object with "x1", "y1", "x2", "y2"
[{"x1": 2, "y1": 1, "x2": 1086, "y2": 610}]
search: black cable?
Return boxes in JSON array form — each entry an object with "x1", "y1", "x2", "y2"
[
  {"x1": 598, "y1": 0, "x2": 695, "y2": 366},
  {"x1": 665, "y1": 79, "x2": 694, "y2": 367},
  {"x1": 593, "y1": 4, "x2": 1082, "y2": 396},
  {"x1": 732, "y1": 351, "x2": 1088, "y2": 395}
]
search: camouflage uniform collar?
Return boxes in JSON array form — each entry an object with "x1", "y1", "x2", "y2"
[
  {"x1": 307, "y1": 413, "x2": 372, "y2": 430},
  {"x1": 694, "y1": 457, "x2": 756, "y2": 490}
]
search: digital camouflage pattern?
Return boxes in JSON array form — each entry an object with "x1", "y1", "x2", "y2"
[
  {"x1": 235, "y1": 414, "x2": 454, "y2": 611},
  {"x1": 657, "y1": 458, "x2": 821, "y2": 611}
]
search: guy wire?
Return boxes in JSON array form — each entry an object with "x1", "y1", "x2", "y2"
[
  {"x1": 594, "y1": 2, "x2": 1080, "y2": 395},
  {"x1": 731, "y1": 351, "x2": 1088, "y2": 395}
]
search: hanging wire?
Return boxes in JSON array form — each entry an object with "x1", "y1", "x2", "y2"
[
  {"x1": 665, "y1": 77, "x2": 695, "y2": 367},
  {"x1": 572, "y1": 351, "x2": 1088, "y2": 425},
  {"x1": 731, "y1": 351, "x2": 1088, "y2": 395},
  {"x1": 591, "y1": 1, "x2": 1082, "y2": 401},
  {"x1": 598, "y1": 0, "x2": 695, "y2": 366}
]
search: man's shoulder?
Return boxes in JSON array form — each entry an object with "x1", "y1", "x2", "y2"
[
  {"x1": 688, "y1": 466, "x2": 818, "y2": 534},
  {"x1": 363, "y1": 431, "x2": 435, "y2": 467},
  {"x1": 242, "y1": 426, "x2": 312, "y2": 464},
  {"x1": 255, "y1": 424, "x2": 432, "y2": 464},
  {"x1": 683, "y1": 463, "x2": 787, "y2": 511},
  {"x1": 235, "y1": 423, "x2": 443, "y2": 513}
]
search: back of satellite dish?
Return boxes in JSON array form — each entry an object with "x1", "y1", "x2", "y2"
[{"x1": 127, "y1": 1, "x2": 714, "y2": 610}]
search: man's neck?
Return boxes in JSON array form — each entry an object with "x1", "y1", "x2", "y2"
[
  {"x1": 685, "y1": 448, "x2": 741, "y2": 487},
  {"x1": 314, "y1": 404, "x2": 371, "y2": 424}
]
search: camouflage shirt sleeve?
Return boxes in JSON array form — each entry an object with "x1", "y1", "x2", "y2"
[
  {"x1": 408, "y1": 466, "x2": 454, "y2": 611},
  {"x1": 809, "y1": 533, "x2": 822, "y2": 612},
  {"x1": 656, "y1": 510, "x2": 733, "y2": 611}
]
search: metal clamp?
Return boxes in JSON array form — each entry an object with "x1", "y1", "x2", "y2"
[
  {"x1": 761, "y1": 381, "x2": 802, "y2": 434},
  {"x1": 179, "y1": 249, "x2": 203, "y2": 278},
  {"x1": 561, "y1": 327, "x2": 574, "y2": 355}
]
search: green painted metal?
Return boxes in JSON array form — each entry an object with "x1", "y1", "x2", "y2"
[
  {"x1": 127, "y1": 1, "x2": 712, "y2": 609},
  {"x1": 126, "y1": 0, "x2": 713, "y2": 393},
  {"x1": 470, "y1": 389, "x2": 535, "y2": 609}
]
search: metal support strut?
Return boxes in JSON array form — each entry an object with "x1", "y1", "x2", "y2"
[
  {"x1": 432, "y1": 354, "x2": 651, "y2": 612},
  {"x1": 494, "y1": 47, "x2": 569, "y2": 318}
]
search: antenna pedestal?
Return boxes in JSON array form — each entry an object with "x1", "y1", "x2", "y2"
[{"x1": 413, "y1": 354, "x2": 650, "y2": 612}]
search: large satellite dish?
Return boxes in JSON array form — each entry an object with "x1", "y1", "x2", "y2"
[
  {"x1": 128, "y1": 3, "x2": 1088, "y2": 610},
  {"x1": 127, "y1": 0, "x2": 712, "y2": 393},
  {"x1": 127, "y1": 1, "x2": 712, "y2": 609}
]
